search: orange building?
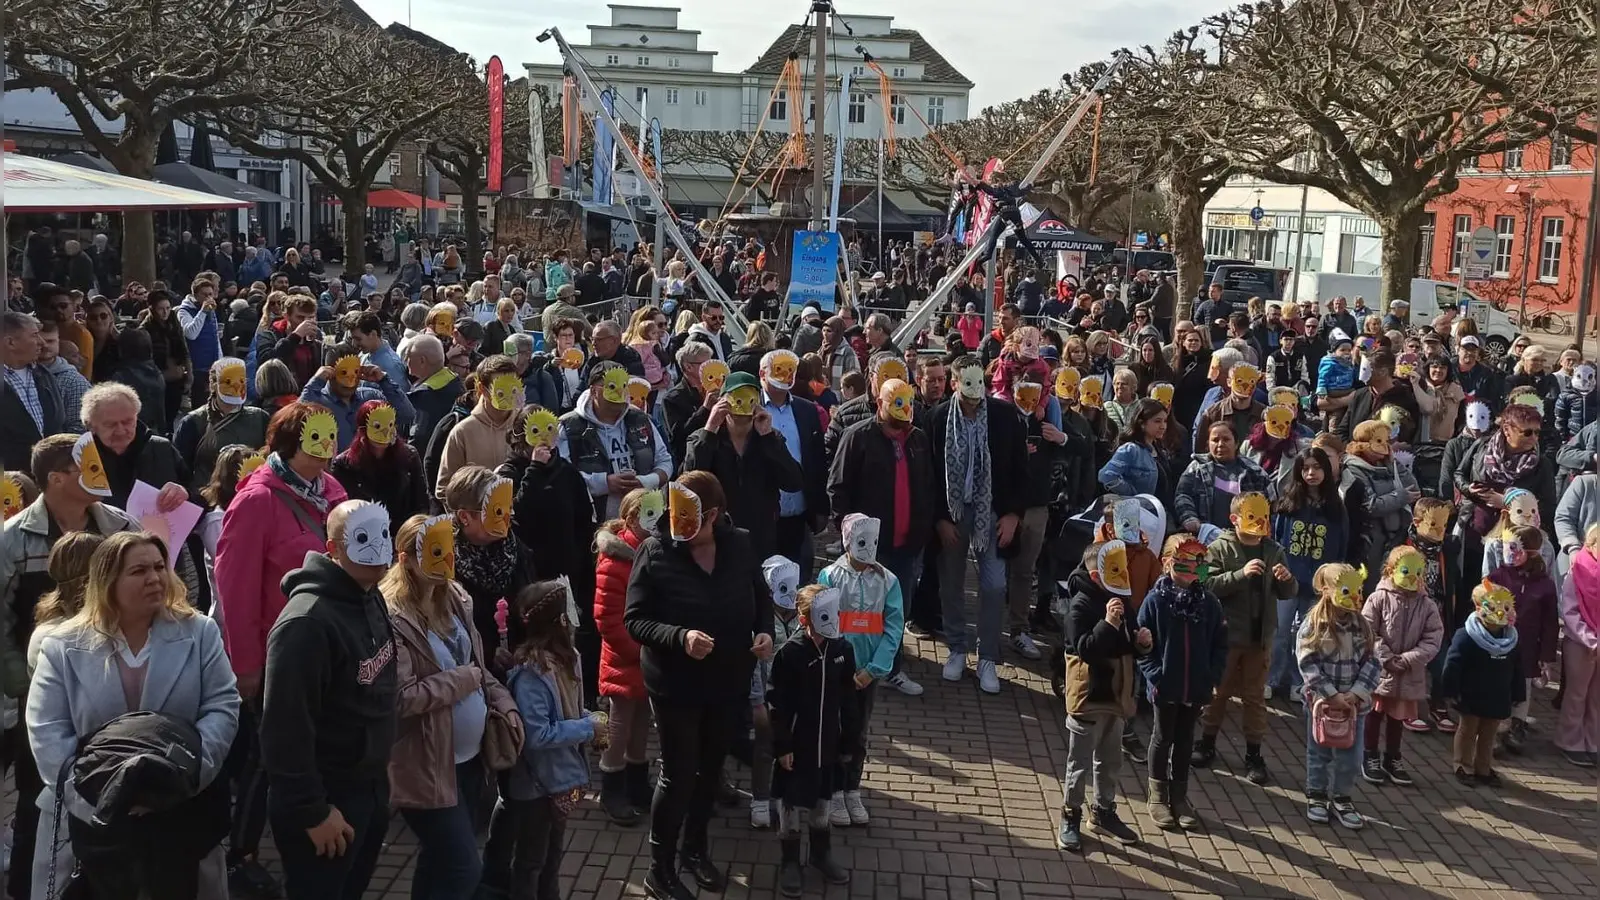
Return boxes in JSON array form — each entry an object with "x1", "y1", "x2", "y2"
[{"x1": 1423, "y1": 135, "x2": 1595, "y2": 316}]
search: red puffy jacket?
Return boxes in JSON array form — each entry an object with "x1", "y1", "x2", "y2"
[{"x1": 594, "y1": 523, "x2": 647, "y2": 699}]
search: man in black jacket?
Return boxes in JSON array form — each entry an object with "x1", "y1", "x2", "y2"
[
  {"x1": 824, "y1": 351, "x2": 904, "y2": 463},
  {"x1": 1, "y1": 312, "x2": 66, "y2": 471},
  {"x1": 262, "y1": 500, "x2": 398, "y2": 900},
  {"x1": 662, "y1": 341, "x2": 715, "y2": 467},
  {"x1": 759, "y1": 350, "x2": 828, "y2": 582},
  {"x1": 574, "y1": 260, "x2": 608, "y2": 306},
  {"x1": 682, "y1": 372, "x2": 803, "y2": 559},
  {"x1": 579, "y1": 319, "x2": 647, "y2": 382},
  {"x1": 1335, "y1": 350, "x2": 1421, "y2": 444},
  {"x1": 928, "y1": 355, "x2": 1029, "y2": 695}
]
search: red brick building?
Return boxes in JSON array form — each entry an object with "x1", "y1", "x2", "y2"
[{"x1": 1422, "y1": 135, "x2": 1595, "y2": 316}]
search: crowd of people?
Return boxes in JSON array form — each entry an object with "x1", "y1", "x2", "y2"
[{"x1": 0, "y1": 230, "x2": 1596, "y2": 900}]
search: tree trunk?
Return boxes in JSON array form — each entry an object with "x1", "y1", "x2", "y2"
[
  {"x1": 460, "y1": 180, "x2": 483, "y2": 276},
  {"x1": 1375, "y1": 207, "x2": 1425, "y2": 311},
  {"x1": 341, "y1": 188, "x2": 368, "y2": 273},
  {"x1": 1167, "y1": 172, "x2": 1206, "y2": 323},
  {"x1": 116, "y1": 132, "x2": 160, "y2": 288}
]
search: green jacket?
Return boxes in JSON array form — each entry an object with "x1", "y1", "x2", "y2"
[{"x1": 1204, "y1": 530, "x2": 1298, "y2": 649}]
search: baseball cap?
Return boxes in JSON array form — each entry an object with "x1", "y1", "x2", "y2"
[
  {"x1": 1389, "y1": 299, "x2": 1410, "y2": 310},
  {"x1": 801, "y1": 305, "x2": 822, "y2": 322},
  {"x1": 1039, "y1": 345, "x2": 1060, "y2": 362},
  {"x1": 872, "y1": 271, "x2": 886, "y2": 280},
  {"x1": 721, "y1": 371, "x2": 761, "y2": 395},
  {"x1": 1459, "y1": 335, "x2": 1481, "y2": 348}
]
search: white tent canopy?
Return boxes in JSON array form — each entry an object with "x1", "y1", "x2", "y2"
[{"x1": 1, "y1": 152, "x2": 251, "y2": 213}]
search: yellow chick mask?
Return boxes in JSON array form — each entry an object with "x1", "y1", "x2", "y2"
[
  {"x1": 668, "y1": 481, "x2": 703, "y2": 543},
  {"x1": 870, "y1": 357, "x2": 909, "y2": 390},
  {"x1": 523, "y1": 408, "x2": 560, "y2": 449},
  {"x1": 73, "y1": 433, "x2": 112, "y2": 498},
  {"x1": 1475, "y1": 579, "x2": 1515, "y2": 629},
  {"x1": 215, "y1": 358, "x2": 248, "y2": 406},
  {"x1": 490, "y1": 373, "x2": 525, "y2": 411},
  {"x1": 559, "y1": 347, "x2": 585, "y2": 370},
  {"x1": 1079, "y1": 375, "x2": 1105, "y2": 409},
  {"x1": 1390, "y1": 548, "x2": 1425, "y2": 592},
  {"x1": 1263, "y1": 404, "x2": 1295, "y2": 440},
  {"x1": 1268, "y1": 386, "x2": 1299, "y2": 410},
  {"x1": 882, "y1": 379, "x2": 915, "y2": 422},
  {"x1": 299, "y1": 409, "x2": 338, "y2": 460},
  {"x1": 237, "y1": 452, "x2": 267, "y2": 482},
  {"x1": 333, "y1": 355, "x2": 361, "y2": 391},
  {"x1": 1415, "y1": 503, "x2": 1450, "y2": 543},
  {"x1": 417, "y1": 514, "x2": 456, "y2": 580},
  {"x1": 430, "y1": 307, "x2": 455, "y2": 338},
  {"x1": 636, "y1": 489, "x2": 665, "y2": 533},
  {"x1": 0, "y1": 473, "x2": 24, "y2": 520},
  {"x1": 1148, "y1": 381, "x2": 1174, "y2": 408},
  {"x1": 1235, "y1": 492, "x2": 1271, "y2": 538},
  {"x1": 1096, "y1": 540, "x2": 1132, "y2": 597},
  {"x1": 1229, "y1": 363, "x2": 1260, "y2": 399},
  {"x1": 725, "y1": 385, "x2": 761, "y2": 418},
  {"x1": 1013, "y1": 381, "x2": 1043, "y2": 416},
  {"x1": 626, "y1": 377, "x2": 651, "y2": 411},
  {"x1": 598, "y1": 367, "x2": 631, "y2": 406},
  {"x1": 762, "y1": 350, "x2": 799, "y2": 391},
  {"x1": 699, "y1": 360, "x2": 730, "y2": 394},
  {"x1": 1331, "y1": 565, "x2": 1367, "y2": 611},
  {"x1": 1054, "y1": 367, "x2": 1081, "y2": 403},
  {"x1": 482, "y1": 476, "x2": 513, "y2": 539},
  {"x1": 365, "y1": 403, "x2": 398, "y2": 446}
]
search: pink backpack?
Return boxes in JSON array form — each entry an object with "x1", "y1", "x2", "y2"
[{"x1": 1311, "y1": 697, "x2": 1356, "y2": 749}]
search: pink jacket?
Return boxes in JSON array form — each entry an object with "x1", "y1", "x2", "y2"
[
  {"x1": 215, "y1": 464, "x2": 348, "y2": 677},
  {"x1": 1561, "y1": 548, "x2": 1600, "y2": 651},
  {"x1": 1361, "y1": 579, "x2": 1444, "y2": 701}
]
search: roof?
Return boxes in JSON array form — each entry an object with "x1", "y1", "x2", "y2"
[
  {"x1": 745, "y1": 25, "x2": 972, "y2": 86},
  {"x1": 384, "y1": 22, "x2": 466, "y2": 59},
  {"x1": 843, "y1": 189, "x2": 919, "y2": 228}
]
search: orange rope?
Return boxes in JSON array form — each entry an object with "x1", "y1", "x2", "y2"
[
  {"x1": 716, "y1": 60, "x2": 793, "y2": 221},
  {"x1": 901, "y1": 94, "x2": 965, "y2": 173},
  {"x1": 1087, "y1": 98, "x2": 1104, "y2": 185},
  {"x1": 864, "y1": 59, "x2": 897, "y2": 157},
  {"x1": 1001, "y1": 91, "x2": 1080, "y2": 169}
]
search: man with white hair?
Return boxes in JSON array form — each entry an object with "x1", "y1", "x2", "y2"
[
  {"x1": 79, "y1": 382, "x2": 191, "y2": 513},
  {"x1": 403, "y1": 333, "x2": 462, "y2": 448},
  {"x1": 87, "y1": 233, "x2": 120, "y2": 296},
  {"x1": 1190, "y1": 345, "x2": 1245, "y2": 447},
  {"x1": 662, "y1": 340, "x2": 716, "y2": 465},
  {"x1": 579, "y1": 319, "x2": 646, "y2": 383}
]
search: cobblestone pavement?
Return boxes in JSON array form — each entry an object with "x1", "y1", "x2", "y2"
[{"x1": 259, "y1": 623, "x2": 1595, "y2": 900}]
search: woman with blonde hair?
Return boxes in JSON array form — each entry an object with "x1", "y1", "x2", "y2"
[
  {"x1": 381, "y1": 512, "x2": 517, "y2": 900},
  {"x1": 28, "y1": 531, "x2": 240, "y2": 899},
  {"x1": 27, "y1": 531, "x2": 104, "y2": 671},
  {"x1": 729, "y1": 320, "x2": 775, "y2": 374}
]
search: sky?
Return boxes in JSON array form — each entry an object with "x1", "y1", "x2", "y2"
[{"x1": 354, "y1": 0, "x2": 1237, "y2": 110}]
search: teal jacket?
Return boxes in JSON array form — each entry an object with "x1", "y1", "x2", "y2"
[{"x1": 817, "y1": 556, "x2": 904, "y2": 679}]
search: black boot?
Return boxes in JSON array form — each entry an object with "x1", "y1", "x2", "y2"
[
  {"x1": 680, "y1": 846, "x2": 726, "y2": 892},
  {"x1": 644, "y1": 861, "x2": 694, "y2": 900},
  {"x1": 779, "y1": 837, "x2": 804, "y2": 897},
  {"x1": 808, "y1": 829, "x2": 850, "y2": 885},
  {"x1": 1189, "y1": 734, "x2": 1217, "y2": 768},
  {"x1": 626, "y1": 761, "x2": 655, "y2": 814},
  {"x1": 600, "y1": 769, "x2": 641, "y2": 825}
]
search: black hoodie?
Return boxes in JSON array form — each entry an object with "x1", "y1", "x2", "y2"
[{"x1": 261, "y1": 552, "x2": 398, "y2": 830}]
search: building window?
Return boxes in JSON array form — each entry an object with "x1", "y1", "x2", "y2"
[
  {"x1": 636, "y1": 55, "x2": 650, "y2": 66},
  {"x1": 848, "y1": 92, "x2": 866, "y2": 124},
  {"x1": 852, "y1": 65, "x2": 865, "y2": 76},
  {"x1": 416, "y1": 154, "x2": 426, "y2": 177},
  {"x1": 1503, "y1": 145, "x2": 1523, "y2": 171},
  {"x1": 927, "y1": 96, "x2": 945, "y2": 126},
  {"x1": 1552, "y1": 133, "x2": 1573, "y2": 168},
  {"x1": 387, "y1": 153, "x2": 402, "y2": 178},
  {"x1": 890, "y1": 94, "x2": 905, "y2": 125},
  {"x1": 1461, "y1": 154, "x2": 1479, "y2": 173},
  {"x1": 668, "y1": 57, "x2": 680, "y2": 68},
  {"x1": 1494, "y1": 215, "x2": 1515, "y2": 276},
  {"x1": 665, "y1": 88, "x2": 679, "y2": 105},
  {"x1": 770, "y1": 90, "x2": 786, "y2": 120},
  {"x1": 636, "y1": 86, "x2": 647, "y2": 103},
  {"x1": 892, "y1": 66, "x2": 906, "y2": 78},
  {"x1": 1540, "y1": 216, "x2": 1564, "y2": 282},
  {"x1": 605, "y1": 54, "x2": 619, "y2": 66},
  {"x1": 694, "y1": 89, "x2": 708, "y2": 106},
  {"x1": 1450, "y1": 214, "x2": 1473, "y2": 273},
  {"x1": 1415, "y1": 213, "x2": 1435, "y2": 277}
]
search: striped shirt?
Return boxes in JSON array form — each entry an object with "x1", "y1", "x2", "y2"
[{"x1": 3, "y1": 364, "x2": 44, "y2": 433}]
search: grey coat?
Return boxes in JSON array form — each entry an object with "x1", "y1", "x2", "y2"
[
  {"x1": 1556, "y1": 473, "x2": 1600, "y2": 573},
  {"x1": 26, "y1": 614, "x2": 240, "y2": 900},
  {"x1": 1341, "y1": 455, "x2": 1421, "y2": 588}
]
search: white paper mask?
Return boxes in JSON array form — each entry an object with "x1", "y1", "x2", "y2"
[
  {"x1": 957, "y1": 365, "x2": 986, "y2": 400},
  {"x1": 1358, "y1": 355, "x2": 1373, "y2": 383},
  {"x1": 1575, "y1": 364, "x2": 1597, "y2": 393},
  {"x1": 636, "y1": 489, "x2": 665, "y2": 533},
  {"x1": 762, "y1": 555, "x2": 801, "y2": 610},
  {"x1": 809, "y1": 587, "x2": 843, "y2": 639},
  {"x1": 842, "y1": 513, "x2": 881, "y2": 566},
  {"x1": 343, "y1": 503, "x2": 394, "y2": 567},
  {"x1": 1465, "y1": 401, "x2": 1492, "y2": 433},
  {"x1": 1505, "y1": 488, "x2": 1539, "y2": 528},
  {"x1": 1111, "y1": 498, "x2": 1142, "y2": 544}
]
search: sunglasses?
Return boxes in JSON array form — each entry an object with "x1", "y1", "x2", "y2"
[{"x1": 1516, "y1": 427, "x2": 1541, "y2": 438}]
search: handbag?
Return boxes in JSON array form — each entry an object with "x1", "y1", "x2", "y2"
[
  {"x1": 446, "y1": 589, "x2": 525, "y2": 771},
  {"x1": 1311, "y1": 697, "x2": 1356, "y2": 749}
]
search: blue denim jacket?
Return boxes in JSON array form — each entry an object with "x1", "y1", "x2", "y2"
[
  {"x1": 1098, "y1": 442, "x2": 1160, "y2": 496},
  {"x1": 505, "y1": 661, "x2": 593, "y2": 801}
]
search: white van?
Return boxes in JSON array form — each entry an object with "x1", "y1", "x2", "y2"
[{"x1": 1294, "y1": 272, "x2": 1520, "y2": 356}]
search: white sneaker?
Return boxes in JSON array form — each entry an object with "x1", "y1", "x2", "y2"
[
  {"x1": 887, "y1": 671, "x2": 924, "y2": 696},
  {"x1": 827, "y1": 792, "x2": 851, "y2": 827},
  {"x1": 942, "y1": 652, "x2": 968, "y2": 682},
  {"x1": 1012, "y1": 633, "x2": 1044, "y2": 660},
  {"x1": 978, "y1": 660, "x2": 1001, "y2": 694},
  {"x1": 1263, "y1": 684, "x2": 1273, "y2": 700},
  {"x1": 844, "y1": 790, "x2": 869, "y2": 825},
  {"x1": 750, "y1": 798, "x2": 772, "y2": 829}
]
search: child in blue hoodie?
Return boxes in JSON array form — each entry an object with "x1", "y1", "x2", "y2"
[
  {"x1": 1136, "y1": 535, "x2": 1228, "y2": 833},
  {"x1": 816, "y1": 514, "x2": 903, "y2": 828},
  {"x1": 483, "y1": 581, "x2": 605, "y2": 900}
]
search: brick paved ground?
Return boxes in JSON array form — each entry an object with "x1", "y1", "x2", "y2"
[{"x1": 289, "y1": 623, "x2": 1596, "y2": 900}]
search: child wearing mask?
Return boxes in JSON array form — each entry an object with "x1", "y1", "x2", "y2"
[
  {"x1": 1485, "y1": 525, "x2": 1559, "y2": 754},
  {"x1": 768, "y1": 585, "x2": 861, "y2": 897},
  {"x1": 1135, "y1": 536, "x2": 1227, "y2": 832},
  {"x1": 816, "y1": 514, "x2": 903, "y2": 828},
  {"x1": 1269, "y1": 448, "x2": 1348, "y2": 703},
  {"x1": 1441, "y1": 580, "x2": 1524, "y2": 786},
  {"x1": 1557, "y1": 363, "x2": 1599, "y2": 444},
  {"x1": 1360, "y1": 546, "x2": 1444, "y2": 787},
  {"x1": 593, "y1": 489, "x2": 662, "y2": 825},
  {"x1": 1556, "y1": 524, "x2": 1600, "y2": 768},
  {"x1": 1058, "y1": 540, "x2": 1148, "y2": 852},
  {"x1": 747, "y1": 556, "x2": 804, "y2": 827},
  {"x1": 1192, "y1": 492, "x2": 1299, "y2": 784},
  {"x1": 1297, "y1": 564, "x2": 1381, "y2": 829}
]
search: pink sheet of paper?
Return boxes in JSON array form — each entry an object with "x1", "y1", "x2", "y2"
[{"x1": 125, "y1": 480, "x2": 202, "y2": 569}]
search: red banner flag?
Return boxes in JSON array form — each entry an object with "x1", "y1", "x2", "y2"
[{"x1": 486, "y1": 56, "x2": 504, "y2": 193}]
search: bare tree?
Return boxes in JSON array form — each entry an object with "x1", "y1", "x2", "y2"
[
  {"x1": 1208, "y1": 0, "x2": 1562, "y2": 303},
  {"x1": 422, "y1": 67, "x2": 533, "y2": 268},
  {"x1": 3, "y1": 0, "x2": 327, "y2": 285},
  {"x1": 213, "y1": 12, "x2": 459, "y2": 269}
]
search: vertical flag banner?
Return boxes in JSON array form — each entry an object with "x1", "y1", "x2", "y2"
[
  {"x1": 561, "y1": 76, "x2": 581, "y2": 162},
  {"x1": 528, "y1": 87, "x2": 550, "y2": 197},
  {"x1": 790, "y1": 231, "x2": 842, "y2": 312},
  {"x1": 650, "y1": 118, "x2": 663, "y2": 190},
  {"x1": 486, "y1": 56, "x2": 504, "y2": 193},
  {"x1": 593, "y1": 90, "x2": 615, "y2": 205}
]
